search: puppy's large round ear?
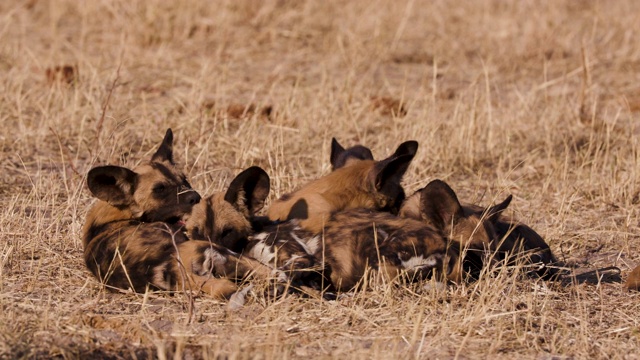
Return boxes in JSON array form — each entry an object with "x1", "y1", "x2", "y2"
[
  {"x1": 372, "y1": 153, "x2": 414, "y2": 194},
  {"x1": 419, "y1": 179, "x2": 464, "y2": 231},
  {"x1": 151, "y1": 128, "x2": 174, "y2": 163},
  {"x1": 87, "y1": 166, "x2": 138, "y2": 206},
  {"x1": 330, "y1": 138, "x2": 346, "y2": 169},
  {"x1": 391, "y1": 140, "x2": 418, "y2": 158},
  {"x1": 372, "y1": 140, "x2": 418, "y2": 194},
  {"x1": 224, "y1": 166, "x2": 271, "y2": 218}
]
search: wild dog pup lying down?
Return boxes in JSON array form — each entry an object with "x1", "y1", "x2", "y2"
[
  {"x1": 399, "y1": 179, "x2": 559, "y2": 281},
  {"x1": 83, "y1": 129, "x2": 281, "y2": 299},
  {"x1": 329, "y1": 140, "x2": 559, "y2": 280},
  {"x1": 268, "y1": 140, "x2": 419, "y2": 232},
  {"x1": 245, "y1": 206, "x2": 452, "y2": 292},
  {"x1": 249, "y1": 188, "x2": 519, "y2": 291},
  {"x1": 310, "y1": 208, "x2": 451, "y2": 291},
  {"x1": 183, "y1": 167, "x2": 318, "y2": 283}
]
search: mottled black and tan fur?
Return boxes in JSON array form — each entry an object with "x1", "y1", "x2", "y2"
[
  {"x1": 83, "y1": 129, "x2": 279, "y2": 299},
  {"x1": 399, "y1": 179, "x2": 559, "y2": 281},
  {"x1": 313, "y1": 208, "x2": 451, "y2": 291},
  {"x1": 184, "y1": 166, "x2": 271, "y2": 253},
  {"x1": 329, "y1": 139, "x2": 559, "y2": 281},
  {"x1": 243, "y1": 221, "x2": 320, "y2": 283},
  {"x1": 246, "y1": 209, "x2": 452, "y2": 292}
]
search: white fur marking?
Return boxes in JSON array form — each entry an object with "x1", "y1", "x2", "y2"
[
  {"x1": 273, "y1": 269, "x2": 288, "y2": 283},
  {"x1": 251, "y1": 232, "x2": 269, "y2": 242},
  {"x1": 201, "y1": 248, "x2": 227, "y2": 274},
  {"x1": 400, "y1": 253, "x2": 441, "y2": 270},
  {"x1": 227, "y1": 284, "x2": 253, "y2": 311},
  {"x1": 290, "y1": 232, "x2": 320, "y2": 255},
  {"x1": 376, "y1": 229, "x2": 389, "y2": 240},
  {"x1": 247, "y1": 241, "x2": 276, "y2": 265}
]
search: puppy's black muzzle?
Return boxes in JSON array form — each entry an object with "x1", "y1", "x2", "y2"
[{"x1": 178, "y1": 186, "x2": 201, "y2": 205}]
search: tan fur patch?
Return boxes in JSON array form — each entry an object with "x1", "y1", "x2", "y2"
[
  {"x1": 267, "y1": 160, "x2": 378, "y2": 233},
  {"x1": 185, "y1": 193, "x2": 252, "y2": 243},
  {"x1": 625, "y1": 265, "x2": 640, "y2": 291}
]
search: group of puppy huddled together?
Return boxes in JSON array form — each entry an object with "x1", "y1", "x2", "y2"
[{"x1": 81, "y1": 128, "x2": 637, "y2": 300}]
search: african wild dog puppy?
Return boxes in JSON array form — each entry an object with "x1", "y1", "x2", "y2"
[
  {"x1": 328, "y1": 140, "x2": 558, "y2": 280},
  {"x1": 329, "y1": 138, "x2": 559, "y2": 280},
  {"x1": 244, "y1": 208, "x2": 451, "y2": 292},
  {"x1": 267, "y1": 140, "x2": 419, "y2": 233},
  {"x1": 289, "y1": 180, "x2": 511, "y2": 288},
  {"x1": 83, "y1": 129, "x2": 281, "y2": 299},
  {"x1": 310, "y1": 208, "x2": 451, "y2": 291},
  {"x1": 183, "y1": 167, "x2": 319, "y2": 283},
  {"x1": 399, "y1": 179, "x2": 559, "y2": 281},
  {"x1": 184, "y1": 166, "x2": 270, "y2": 253}
]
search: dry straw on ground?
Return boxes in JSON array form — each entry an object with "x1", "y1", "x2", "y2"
[{"x1": 1, "y1": 0, "x2": 639, "y2": 358}]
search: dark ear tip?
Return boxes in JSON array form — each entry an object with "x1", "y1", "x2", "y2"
[
  {"x1": 398, "y1": 140, "x2": 419, "y2": 156},
  {"x1": 164, "y1": 128, "x2": 173, "y2": 142},
  {"x1": 330, "y1": 138, "x2": 344, "y2": 153},
  {"x1": 245, "y1": 166, "x2": 269, "y2": 180},
  {"x1": 501, "y1": 194, "x2": 514, "y2": 208},
  {"x1": 230, "y1": 166, "x2": 271, "y2": 193},
  {"x1": 404, "y1": 140, "x2": 419, "y2": 151},
  {"x1": 422, "y1": 179, "x2": 457, "y2": 201},
  {"x1": 87, "y1": 165, "x2": 116, "y2": 179},
  {"x1": 498, "y1": 194, "x2": 513, "y2": 206},
  {"x1": 87, "y1": 166, "x2": 100, "y2": 177},
  {"x1": 425, "y1": 179, "x2": 447, "y2": 189}
]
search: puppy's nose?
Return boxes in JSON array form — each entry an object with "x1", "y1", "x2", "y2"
[
  {"x1": 186, "y1": 191, "x2": 201, "y2": 205},
  {"x1": 178, "y1": 186, "x2": 201, "y2": 205}
]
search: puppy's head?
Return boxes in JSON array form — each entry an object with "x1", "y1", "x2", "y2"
[
  {"x1": 87, "y1": 129, "x2": 201, "y2": 224},
  {"x1": 184, "y1": 166, "x2": 270, "y2": 251},
  {"x1": 365, "y1": 140, "x2": 419, "y2": 214},
  {"x1": 332, "y1": 138, "x2": 418, "y2": 213},
  {"x1": 400, "y1": 179, "x2": 511, "y2": 281}
]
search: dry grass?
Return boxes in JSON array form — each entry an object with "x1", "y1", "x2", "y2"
[{"x1": 1, "y1": 0, "x2": 640, "y2": 358}]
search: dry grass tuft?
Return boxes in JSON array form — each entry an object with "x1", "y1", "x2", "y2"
[{"x1": 1, "y1": 0, "x2": 640, "y2": 358}]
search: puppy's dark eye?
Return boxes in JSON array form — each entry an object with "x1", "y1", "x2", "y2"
[
  {"x1": 153, "y1": 184, "x2": 167, "y2": 193},
  {"x1": 220, "y1": 228, "x2": 233, "y2": 239},
  {"x1": 191, "y1": 227, "x2": 202, "y2": 238}
]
